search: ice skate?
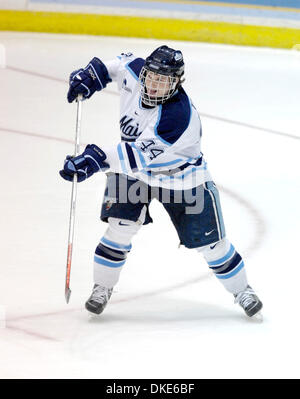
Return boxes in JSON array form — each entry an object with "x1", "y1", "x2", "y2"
[
  {"x1": 85, "y1": 284, "x2": 113, "y2": 315},
  {"x1": 234, "y1": 285, "x2": 263, "y2": 318}
]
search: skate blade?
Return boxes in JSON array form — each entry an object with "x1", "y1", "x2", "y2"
[
  {"x1": 65, "y1": 288, "x2": 71, "y2": 304},
  {"x1": 87, "y1": 312, "x2": 100, "y2": 322},
  {"x1": 86, "y1": 308, "x2": 105, "y2": 319},
  {"x1": 251, "y1": 311, "x2": 263, "y2": 322}
]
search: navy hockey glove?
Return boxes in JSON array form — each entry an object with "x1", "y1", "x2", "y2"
[
  {"x1": 59, "y1": 144, "x2": 110, "y2": 182},
  {"x1": 67, "y1": 57, "x2": 112, "y2": 103}
]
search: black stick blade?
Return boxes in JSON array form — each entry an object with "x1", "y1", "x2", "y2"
[{"x1": 65, "y1": 287, "x2": 71, "y2": 304}]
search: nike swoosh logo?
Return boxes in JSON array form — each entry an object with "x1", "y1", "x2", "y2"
[
  {"x1": 119, "y1": 221, "x2": 130, "y2": 226},
  {"x1": 205, "y1": 230, "x2": 215, "y2": 236}
]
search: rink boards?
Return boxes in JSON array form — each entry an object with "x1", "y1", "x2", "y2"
[{"x1": 0, "y1": 0, "x2": 300, "y2": 48}]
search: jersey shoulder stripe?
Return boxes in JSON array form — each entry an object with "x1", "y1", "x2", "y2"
[
  {"x1": 126, "y1": 58, "x2": 145, "y2": 80},
  {"x1": 156, "y1": 87, "x2": 191, "y2": 145}
]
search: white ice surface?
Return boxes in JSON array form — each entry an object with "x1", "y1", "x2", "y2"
[{"x1": 0, "y1": 32, "x2": 300, "y2": 379}]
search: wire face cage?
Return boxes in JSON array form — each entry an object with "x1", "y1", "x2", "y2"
[{"x1": 139, "y1": 67, "x2": 179, "y2": 106}]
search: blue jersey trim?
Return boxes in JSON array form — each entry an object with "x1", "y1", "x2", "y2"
[
  {"x1": 125, "y1": 58, "x2": 145, "y2": 81},
  {"x1": 157, "y1": 167, "x2": 197, "y2": 182},
  {"x1": 125, "y1": 143, "x2": 138, "y2": 172},
  {"x1": 149, "y1": 158, "x2": 183, "y2": 168},
  {"x1": 154, "y1": 105, "x2": 171, "y2": 146},
  {"x1": 155, "y1": 88, "x2": 192, "y2": 145},
  {"x1": 131, "y1": 142, "x2": 147, "y2": 168},
  {"x1": 117, "y1": 143, "x2": 128, "y2": 174}
]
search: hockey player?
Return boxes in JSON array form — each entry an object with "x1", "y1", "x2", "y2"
[{"x1": 60, "y1": 45, "x2": 262, "y2": 318}]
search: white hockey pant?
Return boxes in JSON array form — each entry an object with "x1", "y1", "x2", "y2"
[
  {"x1": 197, "y1": 238, "x2": 248, "y2": 295},
  {"x1": 93, "y1": 207, "x2": 146, "y2": 288}
]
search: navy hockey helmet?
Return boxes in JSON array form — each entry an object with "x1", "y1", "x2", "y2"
[
  {"x1": 144, "y1": 45, "x2": 184, "y2": 78},
  {"x1": 139, "y1": 45, "x2": 185, "y2": 106}
]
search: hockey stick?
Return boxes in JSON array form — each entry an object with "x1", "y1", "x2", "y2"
[{"x1": 65, "y1": 94, "x2": 83, "y2": 303}]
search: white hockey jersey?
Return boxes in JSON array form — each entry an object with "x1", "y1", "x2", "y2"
[{"x1": 101, "y1": 53, "x2": 212, "y2": 190}]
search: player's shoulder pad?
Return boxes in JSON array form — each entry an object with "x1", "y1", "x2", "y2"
[
  {"x1": 156, "y1": 88, "x2": 191, "y2": 145},
  {"x1": 126, "y1": 57, "x2": 145, "y2": 81}
]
